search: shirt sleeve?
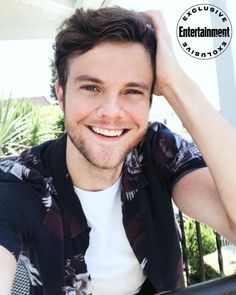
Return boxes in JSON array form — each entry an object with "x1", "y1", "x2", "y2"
[
  {"x1": 0, "y1": 174, "x2": 44, "y2": 260},
  {"x1": 0, "y1": 182, "x2": 25, "y2": 259},
  {"x1": 150, "y1": 122, "x2": 206, "y2": 189}
]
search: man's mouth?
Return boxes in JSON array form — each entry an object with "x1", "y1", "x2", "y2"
[{"x1": 89, "y1": 126, "x2": 128, "y2": 137}]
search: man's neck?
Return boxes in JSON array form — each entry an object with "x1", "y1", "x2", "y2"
[{"x1": 66, "y1": 138, "x2": 123, "y2": 192}]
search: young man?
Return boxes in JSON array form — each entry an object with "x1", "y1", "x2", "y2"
[{"x1": 1, "y1": 6, "x2": 236, "y2": 295}]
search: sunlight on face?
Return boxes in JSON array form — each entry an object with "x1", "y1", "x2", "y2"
[{"x1": 60, "y1": 42, "x2": 153, "y2": 170}]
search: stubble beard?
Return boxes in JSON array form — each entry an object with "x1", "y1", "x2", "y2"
[{"x1": 66, "y1": 123, "x2": 148, "y2": 171}]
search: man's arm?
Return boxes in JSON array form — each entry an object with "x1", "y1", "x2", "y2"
[
  {"x1": 146, "y1": 11, "x2": 236, "y2": 241},
  {"x1": 0, "y1": 245, "x2": 17, "y2": 294},
  {"x1": 172, "y1": 168, "x2": 236, "y2": 244}
]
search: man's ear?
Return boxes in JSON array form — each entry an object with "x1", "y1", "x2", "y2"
[{"x1": 55, "y1": 80, "x2": 65, "y2": 112}]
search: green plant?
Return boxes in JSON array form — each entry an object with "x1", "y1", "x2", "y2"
[
  {"x1": 37, "y1": 105, "x2": 63, "y2": 141},
  {"x1": 184, "y1": 218, "x2": 220, "y2": 284},
  {"x1": 0, "y1": 98, "x2": 63, "y2": 156},
  {"x1": 0, "y1": 98, "x2": 30, "y2": 156},
  {"x1": 188, "y1": 263, "x2": 220, "y2": 285},
  {"x1": 27, "y1": 108, "x2": 41, "y2": 147},
  {"x1": 54, "y1": 113, "x2": 65, "y2": 137}
]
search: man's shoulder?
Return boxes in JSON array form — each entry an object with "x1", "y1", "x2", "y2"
[
  {"x1": 133, "y1": 121, "x2": 205, "y2": 187},
  {"x1": 0, "y1": 140, "x2": 53, "y2": 182},
  {"x1": 144, "y1": 121, "x2": 176, "y2": 140},
  {"x1": 138, "y1": 121, "x2": 178, "y2": 152},
  {"x1": 0, "y1": 137, "x2": 63, "y2": 202}
]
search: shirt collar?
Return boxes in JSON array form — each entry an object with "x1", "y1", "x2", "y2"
[
  {"x1": 121, "y1": 145, "x2": 149, "y2": 201},
  {"x1": 46, "y1": 134, "x2": 88, "y2": 238}
]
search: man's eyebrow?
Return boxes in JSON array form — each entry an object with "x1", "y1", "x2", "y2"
[
  {"x1": 74, "y1": 75, "x2": 150, "y2": 90},
  {"x1": 125, "y1": 82, "x2": 150, "y2": 91},
  {"x1": 74, "y1": 75, "x2": 103, "y2": 84}
]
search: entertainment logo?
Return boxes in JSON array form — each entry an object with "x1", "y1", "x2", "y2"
[{"x1": 176, "y1": 4, "x2": 232, "y2": 59}]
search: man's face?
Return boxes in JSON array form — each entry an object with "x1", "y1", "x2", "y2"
[{"x1": 57, "y1": 42, "x2": 153, "y2": 170}]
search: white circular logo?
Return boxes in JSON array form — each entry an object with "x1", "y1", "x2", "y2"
[{"x1": 176, "y1": 4, "x2": 232, "y2": 59}]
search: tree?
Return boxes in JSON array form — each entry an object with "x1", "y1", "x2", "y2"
[{"x1": 49, "y1": 58, "x2": 58, "y2": 101}]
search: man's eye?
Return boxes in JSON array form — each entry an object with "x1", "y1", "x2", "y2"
[
  {"x1": 81, "y1": 85, "x2": 98, "y2": 91},
  {"x1": 126, "y1": 89, "x2": 142, "y2": 95}
]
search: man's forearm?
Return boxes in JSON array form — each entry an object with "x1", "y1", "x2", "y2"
[
  {"x1": 0, "y1": 246, "x2": 17, "y2": 295},
  {"x1": 163, "y1": 73, "x2": 236, "y2": 229}
]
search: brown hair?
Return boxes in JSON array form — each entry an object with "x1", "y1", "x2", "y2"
[{"x1": 54, "y1": 6, "x2": 156, "y2": 93}]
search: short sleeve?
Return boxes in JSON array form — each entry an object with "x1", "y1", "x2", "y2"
[
  {"x1": 0, "y1": 177, "x2": 44, "y2": 260},
  {"x1": 150, "y1": 122, "x2": 206, "y2": 189},
  {"x1": 0, "y1": 182, "x2": 26, "y2": 259}
]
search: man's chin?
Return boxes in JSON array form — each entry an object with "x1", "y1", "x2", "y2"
[{"x1": 83, "y1": 154, "x2": 125, "y2": 170}]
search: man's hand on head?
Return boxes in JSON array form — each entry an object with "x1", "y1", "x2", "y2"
[{"x1": 145, "y1": 10, "x2": 185, "y2": 97}]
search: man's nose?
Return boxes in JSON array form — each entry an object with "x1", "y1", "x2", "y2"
[{"x1": 96, "y1": 93, "x2": 125, "y2": 119}]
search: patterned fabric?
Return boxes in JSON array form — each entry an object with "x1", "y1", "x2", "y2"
[
  {"x1": 0, "y1": 122, "x2": 205, "y2": 295},
  {"x1": 12, "y1": 257, "x2": 31, "y2": 295}
]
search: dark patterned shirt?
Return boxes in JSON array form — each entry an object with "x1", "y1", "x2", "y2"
[{"x1": 0, "y1": 122, "x2": 205, "y2": 294}]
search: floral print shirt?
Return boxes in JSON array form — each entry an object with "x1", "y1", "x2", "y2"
[{"x1": 0, "y1": 122, "x2": 205, "y2": 295}]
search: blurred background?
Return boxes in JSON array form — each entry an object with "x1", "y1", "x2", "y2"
[{"x1": 0, "y1": 0, "x2": 235, "y2": 134}]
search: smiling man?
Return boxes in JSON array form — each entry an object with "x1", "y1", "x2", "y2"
[
  {"x1": 1, "y1": 6, "x2": 236, "y2": 295},
  {"x1": 59, "y1": 41, "x2": 153, "y2": 190}
]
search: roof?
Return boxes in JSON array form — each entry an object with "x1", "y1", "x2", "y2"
[
  {"x1": 26, "y1": 96, "x2": 55, "y2": 106},
  {"x1": 1, "y1": 96, "x2": 55, "y2": 107},
  {"x1": 0, "y1": 0, "x2": 117, "y2": 40}
]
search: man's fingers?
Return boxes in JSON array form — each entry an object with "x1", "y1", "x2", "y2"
[{"x1": 145, "y1": 10, "x2": 168, "y2": 37}]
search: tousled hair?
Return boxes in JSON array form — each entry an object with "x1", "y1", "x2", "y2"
[{"x1": 54, "y1": 6, "x2": 157, "y2": 95}]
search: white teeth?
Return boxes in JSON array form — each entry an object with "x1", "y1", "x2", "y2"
[{"x1": 91, "y1": 127, "x2": 123, "y2": 137}]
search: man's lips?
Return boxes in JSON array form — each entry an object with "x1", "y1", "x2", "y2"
[{"x1": 87, "y1": 126, "x2": 130, "y2": 138}]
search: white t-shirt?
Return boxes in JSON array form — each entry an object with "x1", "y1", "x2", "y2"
[{"x1": 74, "y1": 178, "x2": 146, "y2": 295}]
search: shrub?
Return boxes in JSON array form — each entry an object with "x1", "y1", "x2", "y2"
[
  {"x1": 35, "y1": 105, "x2": 63, "y2": 142},
  {"x1": 189, "y1": 263, "x2": 221, "y2": 285},
  {"x1": 54, "y1": 113, "x2": 65, "y2": 137},
  {"x1": 0, "y1": 98, "x2": 30, "y2": 156},
  {"x1": 184, "y1": 218, "x2": 220, "y2": 284},
  {"x1": 0, "y1": 98, "x2": 62, "y2": 156}
]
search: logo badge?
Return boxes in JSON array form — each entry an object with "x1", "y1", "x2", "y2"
[{"x1": 176, "y1": 4, "x2": 232, "y2": 59}]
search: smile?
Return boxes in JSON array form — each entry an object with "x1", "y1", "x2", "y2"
[{"x1": 91, "y1": 127, "x2": 124, "y2": 137}]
